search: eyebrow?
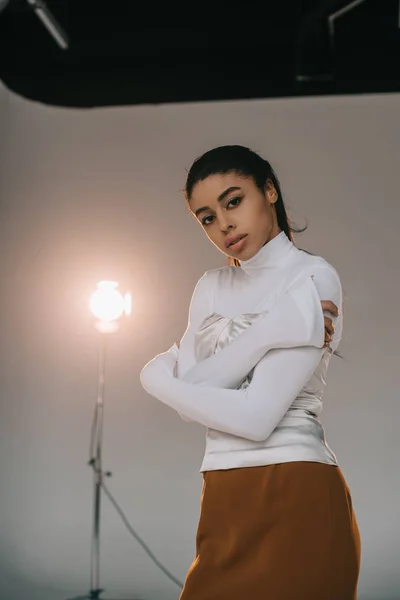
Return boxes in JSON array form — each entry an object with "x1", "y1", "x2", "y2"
[{"x1": 194, "y1": 186, "x2": 242, "y2": 218}]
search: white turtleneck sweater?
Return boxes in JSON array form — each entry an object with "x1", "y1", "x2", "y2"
[{"x1": 140, "y1": 232, "x2": 342, "y2": 472}]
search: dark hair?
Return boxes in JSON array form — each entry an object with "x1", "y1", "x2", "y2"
[
  {"x1": 184, "y1": 144, "x2": 343, "y2": 360},
  {"x1": 184, "y1": 145, "x2": 306, "y2": 267}
]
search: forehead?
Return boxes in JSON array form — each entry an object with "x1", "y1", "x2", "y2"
[{"x1": 190, "y1": 173, "x2": 251, "y2": 207}]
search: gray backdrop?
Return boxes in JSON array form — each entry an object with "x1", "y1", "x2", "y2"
[{"x1": 0, "y1": 83, "x2": 399, "y2": 600}]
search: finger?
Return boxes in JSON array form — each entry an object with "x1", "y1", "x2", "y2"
[
  {"x1": 324, "y1": 317, "x2": 335, "y2": 335},
  {"x1": 321, "y1": 300, "x2": 338, "y2": 315},
  {"x1": 321, "y1": 300, "x2": 339, "y2": 316},
  {"x1": 321, "y1": 300, "x2": 337, "y2": 313},
  {"x1": 324, "y1": 327, "x2": 334, "y2": 344}
]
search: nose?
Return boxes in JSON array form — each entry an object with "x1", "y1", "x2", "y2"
[{"x1": 219, "y1": 217, "x2": 234, "y2": 233}]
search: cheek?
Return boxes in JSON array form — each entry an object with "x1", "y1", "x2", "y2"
[{"x1": 251, "y1": 202, "x2": 271, "y2": 222}]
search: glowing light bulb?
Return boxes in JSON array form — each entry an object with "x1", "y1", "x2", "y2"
[{"x1": 90, "y1": 281, "x2": 131, "y2": 332}]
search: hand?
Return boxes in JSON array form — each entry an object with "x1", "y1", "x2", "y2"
[{"x1": 321, "y1": 300, "x2": 338, "y2": 349}]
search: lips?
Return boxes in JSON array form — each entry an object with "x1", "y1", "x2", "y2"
[{"x1": 225, "y1": 234, "x2": 247, "y2": 249}]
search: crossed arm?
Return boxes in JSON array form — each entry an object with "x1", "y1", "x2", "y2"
[{"x1": 140, "y1": 266, "x2": 342, "y2": 441}]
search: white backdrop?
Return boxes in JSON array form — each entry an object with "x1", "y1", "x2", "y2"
[{"x1": 0, "y1": 82, "x2": 399, "y2": 600}]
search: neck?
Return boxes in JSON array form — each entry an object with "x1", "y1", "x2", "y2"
[{"x1": 238, "y1": 230, "x2": 295, "y2": 277}]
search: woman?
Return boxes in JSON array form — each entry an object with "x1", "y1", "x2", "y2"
[{"x1": 140, "y1": 145, "x2": 361, "y2": 599}]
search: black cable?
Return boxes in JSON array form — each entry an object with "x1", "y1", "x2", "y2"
[
  {"x1": 100, "y1": 479, "x2": 184, "y2": 590},
  {"x1": 88, "y1": 412, "x2": 183, "y2": 589}
]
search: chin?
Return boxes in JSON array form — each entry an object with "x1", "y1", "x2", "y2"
[{"x1": 231, "y1": 248, "x2": 251, "y2": 261}]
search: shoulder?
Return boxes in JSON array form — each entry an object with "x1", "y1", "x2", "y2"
[
  {"x1": 295, "y1": 249, "x2": 341, "y2": 284},
  {"x1": 188, "y1": 267, "x2": 232, "y2": 319},
  {"x1": 289, "y1": 249, "x2": 342, "y2": 305},
  {"x1": 202, "y1": 265, "x2": 236, "y2": 286},
  {"x1": 192, "y1": 265, "x2": 232, "y2": 299},
  {"x1": 300, "y1": 251, "x2": 342, "y2": 307}
]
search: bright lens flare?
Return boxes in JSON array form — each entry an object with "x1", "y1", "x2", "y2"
[{"x1": 90, "y1": 281, "x2": 132, "y2": 322}]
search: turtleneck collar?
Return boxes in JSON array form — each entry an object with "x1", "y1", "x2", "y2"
[{"x1": 239, "y1": 231, "x2": 295, "y2": 277}]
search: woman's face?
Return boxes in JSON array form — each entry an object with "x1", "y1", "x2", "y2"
[{"x1": 189, "y1": 173, "x2": 281, "y2": 261}]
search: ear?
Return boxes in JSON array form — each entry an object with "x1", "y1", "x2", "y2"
[{"x1": 265, "y1": 179, "x2": 278, "y2": 205}]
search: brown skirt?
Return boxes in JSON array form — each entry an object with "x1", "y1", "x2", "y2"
[{"x1": 180, "y1": 462, "x2": 361, "y2": 600}]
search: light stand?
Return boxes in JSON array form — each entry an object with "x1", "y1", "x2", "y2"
[
  {"x1": 67, "y1": 281, "x2": 139, "y2": 600},
  {"x1": 88, "y1": 331, "x2": 108, "y2": 599}
]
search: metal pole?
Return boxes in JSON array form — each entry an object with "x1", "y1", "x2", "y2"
[
  {"x1": 26, "y1": 0, "x2": 69, "y2": 49},
  {"x1": 328, "y1": 0, "x2": 367, "y2": 54},
  {"x1": 90, "y1": 333, "x2": 107, "y2": 599}
]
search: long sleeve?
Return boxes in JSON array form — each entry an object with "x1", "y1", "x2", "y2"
[
  {"x1": 175, "y1": 272, "x2": 213, "y2": 380},
  {"x1": 173, "y1": 272, "x2": 212, "y2": 422},
  {"x1": 180, "y1": 266, "x2": 340, "y2": 389},
  {"x1": 141, "y1": 343, "x2": 324, "y2": 441},
  {"x1": 140, "y1": 267, "x2": 342, "y2": 441}
]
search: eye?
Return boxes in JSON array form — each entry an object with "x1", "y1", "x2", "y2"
[
  {"x1": 201, "y1": 197, "x2": 242, "y2": 226},
  {"x1": 202, "y1": 214, "x2": 214, "y2": 226},
  {"x1": 227, "y1": 196, "x2": 241, "y2": 208}
]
